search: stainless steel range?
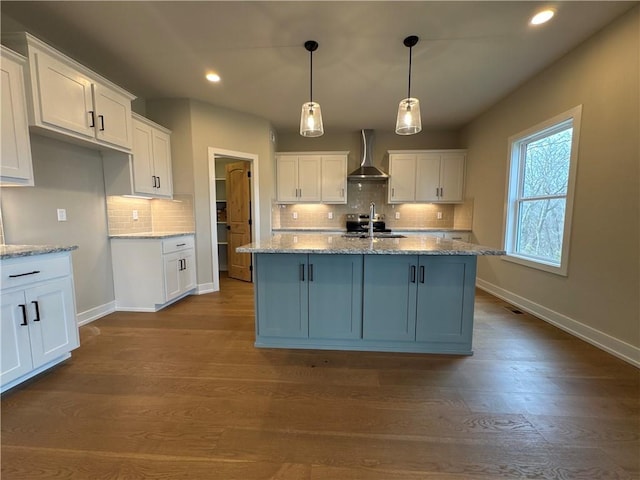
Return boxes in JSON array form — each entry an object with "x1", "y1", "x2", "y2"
[
  {"x1": 345, "y1": 213, "x2": 390, "y2": 234},
  {"x1": 343, "y1": 212, "x2": 406, "y2": 238}
]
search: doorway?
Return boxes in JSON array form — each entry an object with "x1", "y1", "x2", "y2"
[{"x1": 208, "y1": 148, "x2": 260, "y2": 292}]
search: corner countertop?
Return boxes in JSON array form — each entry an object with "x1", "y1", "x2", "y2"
[
  {"x1": 237, "y1": 233, "x2": 504, "y2": 256},
  {"x1": 0, "y1": 244, "x2": 78, "y2": 260},
  {"x1": 109, "y1": 232, "x2": 195, "y2": 240}
]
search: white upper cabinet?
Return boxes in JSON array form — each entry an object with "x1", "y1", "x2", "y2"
[
  {"x1": 103, "y1": 114, "x2": 173, "y2": 199},
  {"x1": 276, "y1": 152, "x2": 348, "y2": 204},
  {"x1": 276, "y1": 154, "x2": 321, "y2": 202},
  {"x1": 130, "y1": 114, "x2": 173, "y2": 197},
  {"x1": 388, "y1": 150, "x2": 466, "y2": 203},
  {"x1": 320, "y1": 154, "x2": 348, "y2": 204},
  {"x1": 2, "y1": 32, "x2": 135, "y2": 152},
  {"x1": 0, "y1": 46, "x2": 33, "y2": 186}
]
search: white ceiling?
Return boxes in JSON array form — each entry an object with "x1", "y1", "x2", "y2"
[{"x1": 1, "y1": 1, "x2": 635, "y2": 134}]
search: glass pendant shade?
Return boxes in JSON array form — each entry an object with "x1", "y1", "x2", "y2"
[
  {"x1": 395, "y1": 97, "x2": 422, "y2": 135},
  {"x1": 300, "y1": 101, "x2": 324, "y2": 137}
]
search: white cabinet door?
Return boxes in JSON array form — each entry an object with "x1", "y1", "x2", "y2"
[
  {"x1": 388, "y1": 154, "x2": 416, "y2": 203},
  {"x1": 131, "y1": 119, "x2": 155, "y2": 195},
  {"x1": 93, "y1": 82, "x2": 133, "y2": 149},
  {"x1": 151, "y1": 127, "x2": 173, "y2": 198},
  {"x1": 163, "y1": 252, "x2": 182, "y2": 302},
  {"x1": 133, "y1": 115, "x2": 172, "y2": 198},
  {"x1": 0, "y1": 47, "x2": 33, "y2": 186},
  {"x1": 321, "y1": 155, "x2": 347, "y2": 203},
  {"x1": 276, "y1": 156, "x2": 299, "y2": 202},
  {"x1": 297, "y1": 156, "x2": 322, "y2": 201},
  {"x1": 26, "y1": 279, "x2": 79, "y2": 368},
  {"x1": 179, "y1": 250, "x2": 197, "y2": 293},
  {"x1": 0, "y1": 292, "x2": 33, "y2": 386},
  {"x1": 33, "y1": 50, "x2": 95, "y2": 139},
  {"x1": 439, "y1": 153, "x2": 465, "y2": 202},
  {"x1": 415, "y1": 153, "x2": 441, "y2": 202}
]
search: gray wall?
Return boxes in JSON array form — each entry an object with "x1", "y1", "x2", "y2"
[
  {"x1": 1, "y1": 135, "x2": 114, "y2": 314},
  {"x1": 146, "y1": 99, "x2": 275, "y2": 288},
  {"x1": 461, "y1": 7, "x2": 639, "y2": 349}
]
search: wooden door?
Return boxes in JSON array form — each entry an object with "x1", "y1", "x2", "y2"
[{"x1": 226, "y1": 161, "x2": 252, "y2": 281}]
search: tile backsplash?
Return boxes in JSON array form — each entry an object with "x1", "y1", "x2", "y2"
[
  {"x1": 273, "y1": 182, "x2": 473, "y2": 230},
  {"x1": 106, "y1": 194, "x2": 195, "y2": 235}
]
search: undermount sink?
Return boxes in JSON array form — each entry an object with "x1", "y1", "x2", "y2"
[{"x1": 342, "y1": 233, "x2": 406, "y2": 239}]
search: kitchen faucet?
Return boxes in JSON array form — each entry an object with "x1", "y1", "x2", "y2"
[{"x1": 369, "y1": 202, "x2": 375, "y2": 238}]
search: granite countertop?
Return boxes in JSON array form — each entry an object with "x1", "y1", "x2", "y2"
[
  {"x1": 271, "y1": 228, "x2": 472, "y2": 233},
  {"x1": 0, "y1": 244, "x2": 78, "y2": 260},
  {"x1": 237, "y1": 233, "x2": 504, "y2": 256},
  {"x1": 109, "y1": 232, "x2": 195, "y2": 239}
]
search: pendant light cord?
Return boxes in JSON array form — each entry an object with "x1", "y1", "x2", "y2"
[
  {"x1": 309, "y1": 49, "x2": 313, "y2": 104},
  {"x1": 407, "y1": 45, "x2": 412, "y2": 99}
]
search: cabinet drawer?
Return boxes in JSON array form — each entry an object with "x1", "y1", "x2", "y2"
[
  {"x1": 1, "y1": 254, "x2": 71, "y2": 290},
  {"x1": 162, "y1": 236, "x2": 194, "y2": 254}
]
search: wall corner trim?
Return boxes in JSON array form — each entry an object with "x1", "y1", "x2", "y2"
[
  {"x1": 476, "y1": 278, "x2": 640, "y2": 368},
  {"x1": 77, "y1": 301, "x2": 116, "y2": 326}
]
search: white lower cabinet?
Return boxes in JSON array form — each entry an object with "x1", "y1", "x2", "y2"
[
  {"x1": 110, "y1": 235, "x2": 196, "y2": 312},
  {"x1": 1, "y1": 252, "x2": 79, "y2": 392}
]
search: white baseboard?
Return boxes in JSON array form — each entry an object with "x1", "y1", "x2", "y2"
[
  {"x1": 77, "y1": 301, "x2": 116, "y2": 326},
  {"x1": 197, "y1": 282, "x2": 215, "y2": 294},
  {"x1": 476, "y1": 278, "x2": 640, "y2": 368}
]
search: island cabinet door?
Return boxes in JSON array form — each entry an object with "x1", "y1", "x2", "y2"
[
  {"x1": 415, "y1": 256, "x2": 476, "y2": 344},
  {"x1": 362, "y1": 255, "x2": 418, "y2": 341},
  {"x1": 255, "y1": 254, "x2": 309, "y2": 338},
  {"x1": 308, "y1": 254, "x2": 363, "y2": 339}
]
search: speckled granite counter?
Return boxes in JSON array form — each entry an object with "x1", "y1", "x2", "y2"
[
  {"x1": 237, "y1": 233, "x2": 504, "y2": 256},
  {"x1": 0, "y1": 244, "x2": 78, "y2": 260},
  {"x1": 109, "y1": 232, "x2": 194, "y2": 239}
]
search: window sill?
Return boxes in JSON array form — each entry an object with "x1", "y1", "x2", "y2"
[{"x1": 502, "y1": 253, "x2": 568, "y2": 276}]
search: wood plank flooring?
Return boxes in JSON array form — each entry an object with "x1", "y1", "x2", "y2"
[{"x1": 2, "y1": 275, "x2": 638, "y2": 479}]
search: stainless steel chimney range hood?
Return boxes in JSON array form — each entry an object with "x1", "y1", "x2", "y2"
[{"x1": 348, "y1": 129, "x2": 388, "y2": 180}]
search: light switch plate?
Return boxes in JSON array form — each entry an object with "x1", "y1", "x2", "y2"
[{"x1": 57, "y1": 208, "x2": 67, "y2": 222}]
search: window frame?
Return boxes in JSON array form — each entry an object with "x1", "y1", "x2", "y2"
[{"x1": 502, "y1": 105, "x2": 582, "y2": 276}]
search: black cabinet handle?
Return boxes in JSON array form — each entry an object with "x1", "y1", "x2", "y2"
[
  {"x1": 300, "y1": 264, "x2": 305, "y2": 282},
  {"x1": 156, "y1": 176, "x2": 161, "y2": 188},
  {"x1": 309, "y1": 264, "x2": 314, "y2": 282},
  {"x1": 32, "y1": 301, "x2": 41, "y2": 321},
  {"x1": 99, "y1": 115, "x2": 105, "y2": 131},
  {"x1": 176, "y1": 243, "x2": 186, "y2": 247},
  {"x1": 419, "y1": 265, "x2": 425, "y2": 284},
  {"x1": 410, "y1": 265, "x2": 416, "y2": 283},
  {"x1": 9, "y1": 270, "x2": 41, "y2": 278},
  {"x1": 19, "y1": 304, "x2": 28, "y2": 326},
  {"x1": 89, "y1": 111, "x2": 95, "y2": 127}
]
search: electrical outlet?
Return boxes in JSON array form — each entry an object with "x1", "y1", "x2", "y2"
[
  {"x1": 57, "y1": 208, "x2": 67, "y2": 222},
  {"x1": 132, "y1": 210, "x2": 139, "y2": 220},
  {"x1": 395, "y1": 212, "x2": 400, "y2": 219},
  {"x1": 328, "y1": 212, "x2": 333, "y2": 219},
  {"x1": 292, "y1": 212, "x2": 298, "y2": 219},
  {"x1": 437, "y1": 211, "x2": 443, "y2": 220}
]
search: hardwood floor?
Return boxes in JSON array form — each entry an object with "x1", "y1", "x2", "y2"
[{"x1": 2, "y1": 275, "x2": 638, "y2": 479}]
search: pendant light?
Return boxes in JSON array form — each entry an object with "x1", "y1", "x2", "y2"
[
  {"x1": 395, "y1": 35, "x2": 422, "y2": 135},
  {"x1": 300, "y1": 40, "x2": 324, "y2": 137}
]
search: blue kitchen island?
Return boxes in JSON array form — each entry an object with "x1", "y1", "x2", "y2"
[{"x1": 238, "y1": 233, "x2": 504, "y2": 355}]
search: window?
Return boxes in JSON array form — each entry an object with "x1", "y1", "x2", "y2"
[{"x1": 503, "y1": 106, "x2": 582, "y2": 275}]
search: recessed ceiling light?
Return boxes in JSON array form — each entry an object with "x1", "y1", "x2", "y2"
[
  {"x1": 206, "y1": 72, "x2": 221, "y2": 82},
  {"x1": 530, "y1": 9, "x2": 555, "y2": 25}
]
